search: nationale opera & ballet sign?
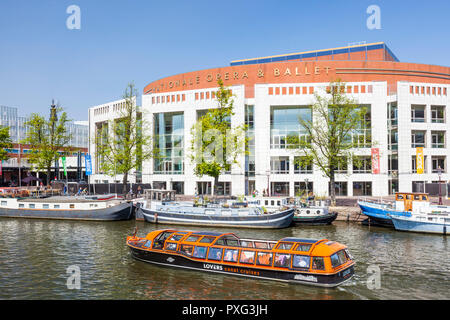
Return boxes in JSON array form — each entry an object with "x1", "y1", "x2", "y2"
[{"x1": 146, "y1": 63, "x2": 333, "y2": 94}]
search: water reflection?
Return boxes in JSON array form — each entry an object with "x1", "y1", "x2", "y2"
[{"x1": 0, "y1": 218, "x2": 449, "y2": 299}]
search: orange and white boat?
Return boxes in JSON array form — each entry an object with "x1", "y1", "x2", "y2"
[{"x1": 126, "y1": 229, "x2": 355, "y2": 287}]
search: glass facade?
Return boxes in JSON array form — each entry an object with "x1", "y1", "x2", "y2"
[
  {"x1": 154, "y1": 112, "x2": 184, "y2": 174},
  {"x1": 270, "y1": 106, "x2": 311, "y2": 149}
]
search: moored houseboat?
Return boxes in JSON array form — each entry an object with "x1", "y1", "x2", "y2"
[
  {"x1": 127, "y1": 229, "x2": 355, "y2": 287},
  {"x1": 136, "y1": 201, "x2": 294, "y2": 229},
  {"x1": 0, "y1": 196, "x2": 134, "y2": 221},
  {"x1": 246, "y1": 197, "x2": 337, "y2": 225}
]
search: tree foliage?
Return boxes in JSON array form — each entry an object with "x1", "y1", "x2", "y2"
[
  {"x1": 22, "y1": 104, "x2": 72, "y2": 185},
  {"x1": 0, "y1": 126, "x2": 13, "y2": 161},
  {"x1": 190, "y1": 79, "x2": 248, "y2": 196},
  {"x1": 291, "y1": 80, "x2": 370, "y2": 205},
  {"x1": 95, "y1": 82, "x2": 154, "y2": 192}
]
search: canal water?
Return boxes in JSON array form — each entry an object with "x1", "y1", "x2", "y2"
[{"x1": 0, "y1": 218, "x2": 448, "y2": 300}]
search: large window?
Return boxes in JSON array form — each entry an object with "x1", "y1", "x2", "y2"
[
  {"x1": 154, "y1": 112, "x2": 184, "y2": 174},
  {"x1": 411, "y1": 131, "x2": 426, "y2": 148},
  {"x1": 329, "y1": 182, "x2": 347, "y2": 196},
  {"x1": 411, "y1": 105, "x2": 426, "y2": 122},
  {"x1": 271, "y1": 182, "x2": 289, "y2": 196},
  {"x1": 353, "y1": 181, "x2": 372, "y2": 196},
  {"x1": 431, "y1": 105, "x2": 445, "y2": 123},
  {"x1": 270, "y1": 106, "x2": 311, "y2": 149},
  {"x1": 432, "y1": 156, "x2": 446, "y2": 173},
  {"x1": 294, "y1": 156, "x2": 312, "y2": 174},
  {"x1": 271, "y1": 157, "x2": 290, "y2": 174},
  {"x1": 431, "y1": 131, "x2": 445, "y2": 148},
  {"x1": 352, "y1": 156, "x2": 371, "y2": 173}
]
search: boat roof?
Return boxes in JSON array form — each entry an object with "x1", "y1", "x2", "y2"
[
  {"x1": 279, "y1": 237, "x2": 319, "y2": 244},
  {"x1": 189, "y1": 231, "x2": 226, "y2": 237}
]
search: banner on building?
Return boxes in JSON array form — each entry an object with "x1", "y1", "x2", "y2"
[
  {"x1": 371, "y1": 148, "x2": 380, "y2": 174},
  {"x1": 85, "y1": 154, "x2": 92, "y2": 176},
  {"x1": 62, "y1": 156, "x2": 67, "y2": 177},
  {"x1": 416, "y1": 147, "x2": 424, "y2": 174}
]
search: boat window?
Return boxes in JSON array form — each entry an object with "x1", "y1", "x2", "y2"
[
  {"x1": 269, "y1": 243, "x2": 276, "y2": 249},
  {"x1": 205, "y1": 209, "x2": 216, "y2": 215},
  {"x1": 185, "y1": 235, "x2": 201, "y2": 243},
  {"x1": 256, "y1": 252, "x2": 272, "y2": 266},
  {"x1": 70, "y1": 204, "x2": 75, "y2": 208},
  {"x1": 265, "y1": 200, "x2": 268, "y2": 206},
  {"x1": 276, "y1": 242, "x2": 294, "y2": 250},
  {"x1": 292, "y1": 255, "x2": 310, "y2": 269},
  {"x1": 254, "y1": 242, "x2": 269, "y2": 249},
  {"x1": 19, "y1": 204, "x2": 24, "y2": 208},
  {"x1": 238, "y1": 210, "x2": 249, "y2": 216},
  {"x1": 239, "y1": 240, "x2": 254, "y2": 248},
  {"x1": 193, "y1": 246, "x2": 207, "y2": 259},
  {"x1": 1, "y1": 201, "x2": 6, "y2": 206},
  {"x1": 54, "y1": 204, "x2": 60, "y2": 209},
  {"x1": 169, "y1": 234, "x2": 186, "y2": 241},
  {"x1": 165, "y1": 242, "x2": 178, "y2": 251},
  {"x1": 199, "y1": 236, "x2": 215, "y2": 244},
  {"x1": 422, "y1": 196, "x2": 427, "y2": 201},
  {"x1": 221, "y1": 210, "x2": 232, "y2": 216},
  {"x1": 226, "y1": 239, "x2": 239, "y2": 247},
  {"x1": 277, "y1": 201, "x2": 280, "y2": 206},
  {"x1": 180, "y1": 244, "x2": 194, "y2": 256},
  {"x1": 274, "y1": 253, "x2": 291, "y2": 268},
  {"x1": 29, "y1": 204, "x2": 35, "y2": 208},
  {"x1": 312, "y1": 257, "x2": 325, "y2": 270},
  {"x1": 295, "y1": 244, "x2": 312, "y2": 252},
  {"x1": 239, "y1": 251, "x2": 255, "y2": 264},
  {"x1": 271, "y1": 200, "x2": 274, "y2": 206},
  {"x1": 207, "y1": 247, "x2": 223, "y2": 261},
  {"x1": 397, "y1": 194, "x2": 404, "y2": 200},
  {"x1": 331, "y1": 250, "x2": 348, "y2": 268},
  {"x1": 143, "y1": 240, "x2": 152, "y2": 248},
  {"x1": 406, "y1": 195, "x2": 411, "y2": 200},
  {"x1": 43, "y1": 204, "x2": 49, "y2": 209},
  {"x1": 223, "y1": 249, "x2": 239, "y2": 262},
  {"x1": 414, "y1": 195, "x2": 420, "y2": 200}
]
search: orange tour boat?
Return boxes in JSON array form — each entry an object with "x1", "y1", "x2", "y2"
[{"x1": 126, "y1": 229, "x2": 355, "y2": 287}]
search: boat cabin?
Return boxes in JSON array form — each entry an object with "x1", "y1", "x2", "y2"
[
  {"x1": 395, "y1": 192, "x2": 429, "y2": 212},
  {"x1": 128, "y1": 229, "x2": 353, "y2": 274}
]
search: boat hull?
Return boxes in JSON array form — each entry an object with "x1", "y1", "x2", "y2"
[
  {"x1": 391, "y1": 216, "x2": 450, "y2": 235},
  {"x1": 128, "y1": 245, "x2": 354, "y2": 287},
  {"x1": 139, "y1": 207, "x2": 294, "y2": 229},
  {"x1": 0, "y1": 202, "x2": 134, "y2": 221},
  {"x1": 357, "y1": 201, "x2": 396, "y2": 227},
  {"x1": 293, "y1": 211, "x2": 337, "y2": 225}
]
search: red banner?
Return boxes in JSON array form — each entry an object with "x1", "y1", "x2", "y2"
[{"x1": 371, "y1": 148, "x2": 380, "y2": 174}]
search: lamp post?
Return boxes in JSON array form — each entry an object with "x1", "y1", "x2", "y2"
[{"x1": 437, "y1": 166, "x2": 443, "y2": 205}]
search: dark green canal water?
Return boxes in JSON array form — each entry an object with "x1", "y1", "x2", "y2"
[{"x1": 0, "y1": 218, "x2": 448, "y2": 300}]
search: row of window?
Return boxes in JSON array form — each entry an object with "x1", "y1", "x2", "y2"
[
  {"x1": 268, "y1": 85, "x2": 373, "y2": 96},
  {"x1": 151, "y1": 94, "x2": 186, "y2": 104},
  {"x1": 410, "y1": 105, "x2": 445, "y2": 123},
  {"x1": 147, "y1": 239, "x2": 349, "y2": 270},
  {"x1": 410, "y1": 86, "x2": 447, "y2": 96}
]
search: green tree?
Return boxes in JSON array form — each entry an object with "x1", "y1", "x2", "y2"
[
  {"x1": 291, "y1": 80, "x2": 370, "y2": 206},
  {"x1": 22, "y1": 102, "x2": 72, "y2": 186},
  {"x1": 95, "y1": 82, "x2": 154, "y2": 193},
  {"x1": 190, "y1": 79, "x2": 248, "y2": 197},
  {"x1": 0, "y1": 126, "x2": 13, "y2": 161}
]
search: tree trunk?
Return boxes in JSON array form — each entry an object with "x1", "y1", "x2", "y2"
[
  {"x1": 122, "y1": 172, "x2": 128, "y2": 195},
  {"x1": 213, "y1": 176, "x2": 219, "y2": 200},
  {"x1": 47, "y1": 166, "x2": 51, "y2": 186},
  {"x1": 329, "y1": 170, "x2": 336, "y2": 207}
]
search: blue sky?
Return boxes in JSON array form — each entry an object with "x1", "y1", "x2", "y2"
[{"x1": 0, "y1": 0, "x2": 449, "y2": 121}]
